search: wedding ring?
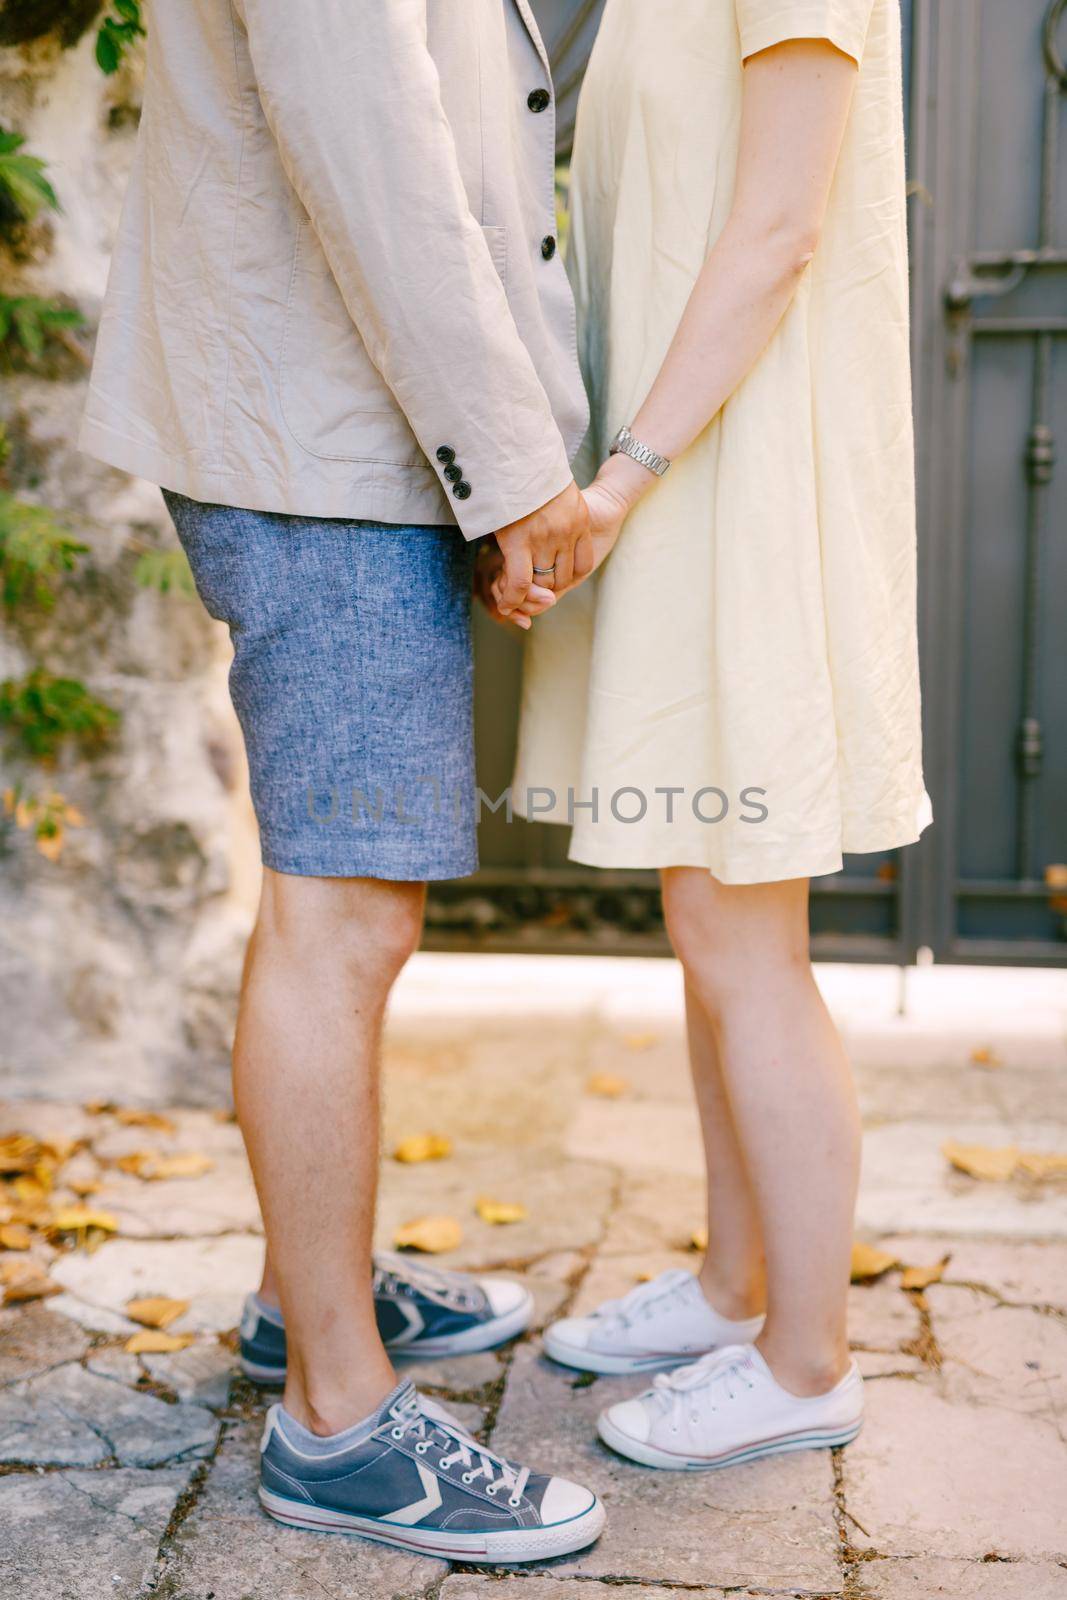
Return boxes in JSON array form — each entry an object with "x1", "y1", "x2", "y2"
[{"x1": 532, "y1": 564, "x2": 557, "y2": 575}]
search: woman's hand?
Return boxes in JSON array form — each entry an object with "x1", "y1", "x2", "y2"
[{"x1": 554, "y1": 452, "x2": 651, "y2": 596}]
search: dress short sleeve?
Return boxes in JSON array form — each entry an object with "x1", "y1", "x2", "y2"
[{"x1": 734, "y1": 0, "x2": 875, "y2": 64}]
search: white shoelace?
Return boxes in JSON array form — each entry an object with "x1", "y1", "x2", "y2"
[
  {"x1": 374, "y1": 1251, "x2": 480, "y2": 1311},
  {"x1": 593, "y1": 1268, "x2": 696, "y2": 1332},
  {"x1": 648, "y1": 1344, "x2": 755, "y2": 1423},
  {"x1": 388, "y1": 1392, "x2": 530, "y2": 1508}
]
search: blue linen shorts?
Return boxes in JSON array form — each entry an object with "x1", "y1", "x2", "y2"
[{"x1": 164, "y1": 492, "x2": 478, "y2": 881}]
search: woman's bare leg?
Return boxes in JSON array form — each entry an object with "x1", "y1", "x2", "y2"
[
  {"x1": 684, "y1": 976, "x2": 767, "y2": 1321},
  {"x1": 662, "y1": 868, "x2": 859, "y2": 1395}
]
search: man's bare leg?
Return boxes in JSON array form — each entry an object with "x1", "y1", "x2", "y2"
[{"x1": 234, "y1": 867, "x2": 424, "y2": 1435}]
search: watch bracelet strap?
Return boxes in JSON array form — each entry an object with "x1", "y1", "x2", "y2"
[{"x1": 609, "y1": 425, "x2": 671, "y2": 477}]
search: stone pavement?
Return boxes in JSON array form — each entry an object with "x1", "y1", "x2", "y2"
[{"x1": 2, "y1": 956, "x2": 1066, "y2": 1600}]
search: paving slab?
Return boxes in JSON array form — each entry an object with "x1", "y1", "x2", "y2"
[
  {"x1": 851, "y1": 1056, "x2": 1067, "y2": 1124},
  {"x1": 0, "y1": 1360, "x2": 219, "y2": 1466},
  {"x1": 857, "y1": 1122, "x2": 1067, "y2": 1239},
  {"x1": 861, "y1": 1557, "x2": 1067, "y2": 1598},
  {"x1": 87, "y1": 1159, "x2": 262, "y2": 1240},
  {"x1": 583, "y1": 1024, "x2": 694, "y2": 1104},
  {"x1": 373, "y1": 1151, "x2": 616, "y2": 1271},
  {"x1": 49, "y1": 1233, "x2": 264, "y2": 1334},
  {"x1": 597, "y1": 1169, "x2": 707, "y2": 1256},
  {"x1": 564, "y1": 1098, "x2": 703, "y2": 1178},
  {"x1": 489, "y1": 1344, "x2": 841, "y2": 1591},
  {"x1": 156, "y1": 1416, "x2": 446, "y2": 1599},
  {"x1": 928, "y1": 1240, "x2": 1067, "y2": 1310},
  {"x1": 440, "y1": 1583, "x2": 727, "y2": 1600},
  {"x1": 394, "y1": 1349, "x2": 504, "y2": 1396},
  {"x1": 925, "y1": 1289, "x2": 1067, "y2": 1415},
  {"x1": 142, "y1": 1338, "x2": 234, "y2": 1408},
  {"x1": 0, "y1": 1303, "x2": 89, "y2": 1384},
  {"x1": 0, "y1": 1464, "x2": 193, "y2": 1600},
  {"x1": 847, "y1": 1279, "x2": 922, "y2": 1355},
  {"x1": 843, "y1": 1376, "x2": 1067, "y2": 1559},
  {"x1": 383, "y1": 1019, "x2": 595, "y2": 1151}
]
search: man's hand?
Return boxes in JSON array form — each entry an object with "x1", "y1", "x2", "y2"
[
  {"x1": 491, "y1": 480, "x2": 594, "y2": 617},
  {"x1": 474, "y1": 541, "x2": 556, "y2": 631}
]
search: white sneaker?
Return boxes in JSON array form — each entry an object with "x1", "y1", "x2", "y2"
[
  {"x1": 543, "y1": 1270, "x2": 764, "y2": 1376},
  {"x1": 598, "y1": 1343, "x2": 864, "y2": 1470}
]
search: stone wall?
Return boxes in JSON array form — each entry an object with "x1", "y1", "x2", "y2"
[{"x1": 0, "y1": 13, "x2": 257, "y2": 1105}]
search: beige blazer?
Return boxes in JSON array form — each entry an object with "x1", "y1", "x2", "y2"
[{"x1": 79, "y1": 0, "x2": 589, "y2": 539}]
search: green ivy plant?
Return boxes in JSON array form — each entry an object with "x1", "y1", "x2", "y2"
[
  {"x1": 0, "y1": 127, "x2": 59, "y2": 228},
  {"x1": 95, "y1": 0, "x2": 145, "y2": 74},
  {"x1": 0, "y1": 292, "x2": 83, "y2": 364},
  {"x1": 0, "y1": 668, "x2": 119, "y2": 762},
  {"x1": 0, "y1": 491, "x2": 88, "y2": 609}
]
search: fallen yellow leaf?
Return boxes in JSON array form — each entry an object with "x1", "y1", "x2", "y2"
[
  {"x1": 585, "y1": 1073, "x2": 628, "y2": 1098},
  {"x1": 114, "y1": 1109, "x2": 177, "y2": 1134},
  {"x1": 4, "y1": 1198, "x2": 52, "y2": 1229},
  {"x1": 393, "y1": 1133, "x2": 453, "y2": 1165},
  {"x1": 50, "y1": 1205, "x2": 119, "y2": 1236},
  {"x1": 84, "y1": 1100, "x2": 116, "y2": 1116},
  {"x1": 969, "y1": 1047, "x2": 1002, "y2": 1069},
  {"x1": 125, "y1": 1296, "x2": 190, "y2": 1330},
  {"x1": 12, "y1": 1176, "x2": 49, "y2": 1206},
  {"x1": 4, "y1": 1276, "x2": 62, "y2": 1305},
  {"x1": 0, "y1": 1223, "x2": 33, "y2": 1251},
  {"x1": 851, "y1": 1241, "x2": 899, "y2": 1282},
  {"x1": 68, "y1": 1177, "x2": 101, "y2": 1198},
  {"x1": 39, "y1": 1138, "x2": 80, "y2": 1165},
  {"x1": 394, "y1": 1215, "x2": 463, "y2": 1254},
  {"x1": 125, "y1": 1330, "x2": 195, "y2": 1355},
  {"x1": 116, "y1": 1150, "x2": 214, "y2": 1182},
  {"x1": 623, "y1": 1033, "x2": 658, "y2": 1052},
  {"x1": 475, "y1": 1196, "x2": 528, "y2": 1226},
  {"x1": 1017, "y1": 1151, "x2": 1067, "y2": 1180},
  {"x1": 0, "y1": 1134, "x2": 39, "y2": 1175},
  {"x1": 688, "y1": 1227, "x2": 709, "y2": 1252},
  {"x1": 900, "y1": 1256, "x2": 950, "y2": 1291},
  {"x1": 0, "y1": 1259, "x2": 61, "y2": 1303},
  {"x1": 942, "y1": 1140, "x2": 1020, "y2": 1182}
]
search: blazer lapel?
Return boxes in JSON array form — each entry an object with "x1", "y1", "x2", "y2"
[{"x1": 509, "y1": 0, "x2": 552, "y2": 78}]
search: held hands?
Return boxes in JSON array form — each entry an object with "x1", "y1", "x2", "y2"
[{"x1": 478, "y1": 461, "x2": 645, "y2": 629}]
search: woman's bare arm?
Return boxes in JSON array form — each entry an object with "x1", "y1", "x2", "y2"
[{"x1": 594, "y1": 37, "x2": 860, "y2": 515}]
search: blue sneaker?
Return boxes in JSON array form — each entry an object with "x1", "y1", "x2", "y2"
[
  {"x1": 259, "y1": 1380, "x2": 606, "y2": 1563},
  {"x1": 240, "y1": 1254, "x2": 534, "y2": 1384}
]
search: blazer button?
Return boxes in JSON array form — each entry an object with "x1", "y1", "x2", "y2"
[
  {"x1": 527, "y1": 88, "x2": 551, "y2": 113},
  {"x1": 452, "y1": 481, "x2": 472, "y2": 501},
  {"x1": 541, "y1": 234, "x2": 557, "y2": 260},
  {"x1": 435, "y1": 445, "x2": 456, "y2": 464},
  {"x1": 444, "y1": 463, "x2": 463, "y2": 483}
]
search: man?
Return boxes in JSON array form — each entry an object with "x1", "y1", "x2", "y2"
[{"x1": 80, "y1": 0, "x2": 604, "y2": 1564}]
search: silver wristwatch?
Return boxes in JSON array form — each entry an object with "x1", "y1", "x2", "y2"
[{"x1": 609, "y1": 424, "x2": 671, "y2": 478}]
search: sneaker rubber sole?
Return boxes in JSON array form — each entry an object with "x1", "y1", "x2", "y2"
[
  {"x1": 542, "y1": 1326, "x2": 704, "y2": 1376},
  {"x1": 258, "y1": 1484, "x2": 606, "y2": 1563},
  {"x1": 596, "y1": 1411, "x2": 864, "y2": 1470},
  {"x1": 240, "y1": 1287, "x2": 535, "y2": 1386}
]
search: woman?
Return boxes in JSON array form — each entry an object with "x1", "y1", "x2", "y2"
[{"x1": 490, "y1": 0, "x2": 930, "y2": 1469}]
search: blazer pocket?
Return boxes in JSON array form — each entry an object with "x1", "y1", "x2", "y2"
[{"x1": 279, "y1": 221, "x2": 425, "y2": 467}]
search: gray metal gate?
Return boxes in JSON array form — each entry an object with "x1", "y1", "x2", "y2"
[{"x1": 425, "y1": 0, "x2": 1067, "y2": 964}]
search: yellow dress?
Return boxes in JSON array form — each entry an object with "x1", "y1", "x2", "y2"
[{"x1": 514, "y1": 0, "x2": 931, "y2": 884}]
